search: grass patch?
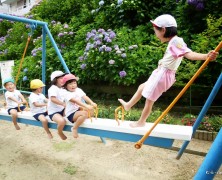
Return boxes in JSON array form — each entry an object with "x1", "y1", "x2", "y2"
[
  {"x1": 53, "y1": 142, "x2": 75, "y2": 152},
  {"x1": 63, "y1": 163, "x2": 77, "y2": 175}
]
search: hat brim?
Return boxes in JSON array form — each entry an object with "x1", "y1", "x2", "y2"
[{"x1": 150, "y1": 20, "x2": 159, "y2": 27}]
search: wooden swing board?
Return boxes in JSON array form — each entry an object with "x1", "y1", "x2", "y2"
[{"x1": 0, "y1": 110, "x2": 193, "y2": 148}]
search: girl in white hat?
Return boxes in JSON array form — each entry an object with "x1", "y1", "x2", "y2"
[
  {"x1": 118, "y1": 14, "x2": 219, "y2": 128},
  {"x1": 47, "y1": 70, "x2": 67, "y2": 140}
]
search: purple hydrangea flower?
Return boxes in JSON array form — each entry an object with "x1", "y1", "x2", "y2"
[
  {"x1": 98, "y1": 28, "x2": 105, "y2": 33},
  {"x1": 116, "y1": 50, "x2": 122, "y2": 54},
  {"x1": 121, "y1": 53, "x2": 127, "y2": 58},
  {"x1": 79, "y1": 56, "x2": 84, "y2": 61},
  {"x1": 58, "y1": 33, "x2": 64, "y2": 37},
  {"x1": 99, "y1": 46, "x2": 104, "y2": 52},
  {"x1": 80, "y1": 64, "x2": 87, "y2": 69},
  {"x1": 128, "y1": 46, "x2": 134, "y2": 50},
  {"x1": 119, "y1": 71, "x2": 127, "y2": 78},
  {"x1": 69, "y1": 32, "x2": 74, "y2": 35},
  {"x1": 64, "y1": 24, "x2": 69, "y2": 28},
  {"x1": 51, "y1": 20, "x2": 56, "y2": 24},
  {"x1": 109, "y1": 60, "x2": 115, "y2": 64},
  {"x1": 105, "y1": 47, "x2": 112, "y2": 52},
  {"x1": 196, "y1": 2, "x2": 204, "y2": 10},
  {"x1": 187, "y1": 0, "x2": 198, "y2": 6}
]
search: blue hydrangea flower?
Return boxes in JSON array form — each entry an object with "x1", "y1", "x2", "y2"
[
  {"x1": 117, "y1": 0, "x2": 123, "y2": 5},
  {"x1": 99, "y1": 1, "x2": 104, "y2": 6},
  {"x1": 23, "y1": 68, "x2": 28, "y2": 73},
  {"x1": 23, "y1": 76, "x2": 28, "y2": 81}
]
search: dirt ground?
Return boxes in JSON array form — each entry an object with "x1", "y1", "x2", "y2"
[
  {"x1": 0, "y1": 120, "x2": 221, "y2": 180},
  {"x1": 0, "y1": 120, "x2": 222, "y2": 180}
]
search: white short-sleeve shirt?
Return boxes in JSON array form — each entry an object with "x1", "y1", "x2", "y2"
[
  {"x1": 158, "y1": 36, "x2": 192, "y2": 71},
  {"x1": 5, "y1": 90, "x2": 23, "y2": 109},
  {"x1": 47, "y1": 85, "x2": 66, "y2": 115},
  {"x1": 29, "y1": 92, "x2": 47, "y2": 114},
  {"x1": 64, "y1": 91, "x2": 80, "y2": 117}
]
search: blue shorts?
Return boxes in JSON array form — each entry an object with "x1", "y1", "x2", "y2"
[
  {"x1": 67, "y1": 109, "x2": 80, "y2": 123},
  {"x1": 49, "y1": 109, "x2": 64, "y2": 120},
  {"x1": 33, "y1": 112, "x2": 48, "y2": 121},
  {"x1": 8, "y1": 106, "x2": 26, "y2": 115}
]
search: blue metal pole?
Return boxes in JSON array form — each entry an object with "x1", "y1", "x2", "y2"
[
  {"x1": 42, "y1": 26, "x2": 46, "y2": 95},
  {"x1": 0, "y1": 13, "x2": 46, "y2": 26},
  {"x1": 194, "y1": 128, "x2": 222, "y2": 180},
  {"x1": 43, "y1": 24, "x2": 70, "y2": 73},
  {"x1": 176, "y1": 73, "x2": 222, "y2": 159}
]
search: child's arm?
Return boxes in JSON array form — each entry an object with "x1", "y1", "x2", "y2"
[
  {"x1": 184, "y1": 50, "x2": 218, "y2": 61},
  {"x1": 50, "y1": 96, "x2": 65, "y2": 107},
  {"x1": 8, "y1": 96, "x2": 20, "y2": 104},
  {"x1": 19, "y1": 94, "x2": 27, "y2": 104},
  {"x1": 33, "y1": 102, "x2": 47, "y2": 107},
  {"x1": 70, "y1": 98, "x2": 93, "y2": 110},
  {"x1": 82, "y1": 95, "x2": 97, "y2": 108}
]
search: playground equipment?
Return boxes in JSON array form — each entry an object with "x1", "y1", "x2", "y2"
[
  {"x1": 0, "y1": 14, "x2": 221, "y2": 178},
  {"x1": 0, "y1": 13, "x2": 193, "y2": 149}
]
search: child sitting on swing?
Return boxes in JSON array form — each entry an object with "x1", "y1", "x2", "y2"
[
  {"x1": 3, "y1": 78, "x2": 27, "y2": 130},
  {"x1": 62, "y1": 74, "x2": 94, "y2": 138},
  {"x1": 29, "y1": 79, "x2": 53, "y2": 139}
]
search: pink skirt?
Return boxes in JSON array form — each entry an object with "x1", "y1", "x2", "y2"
[{"x1": 142, "y1": 67, "x2": 176, "y2": 102}]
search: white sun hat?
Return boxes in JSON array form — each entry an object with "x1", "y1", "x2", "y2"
[
  {"x1": 150, "y1": 14, "x2": 177, "y2": 28},
  {"x1": 50, "y1": 70, "x2": 66, "y2": 81}
]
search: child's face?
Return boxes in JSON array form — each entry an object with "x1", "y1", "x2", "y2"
[
  {"x1": 4, "y1": 82, "x2": 15, "y2": 92},
  {"x1": 66, "y1": 81, "x2": 77, "y2": 92},
  {"x1": 56, "y1": 76, "x2": 64, "y2": 87},
  {"x1": 36, "y1": 87, "x2": 43, "y2": 94},
  {"x1": 153, "y1": 27, "x2": 166, "y2": 43}
]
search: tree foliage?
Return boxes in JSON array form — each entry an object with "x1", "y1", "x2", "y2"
[{"x1": 0, "y1": 0, "x2": 221, "y2": 90}]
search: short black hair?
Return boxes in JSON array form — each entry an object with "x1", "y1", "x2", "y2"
[
  {"x1": 164, "y1": 27, "x2": 177, "y2": 38},
  {"x1": 63, "y1": 79, "x2": 77, "y2": 90},
  {"x1": 155, "y1": 26, "x2": 177, "y2": 38}
]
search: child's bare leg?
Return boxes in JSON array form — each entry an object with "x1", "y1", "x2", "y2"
[
  {"x1": 39, "y1": 115, "x2": 53, "y2": 139},
  {"x1": 118, "y1": 83, "x2": 145, "y2": 111},
  {"x1": 10, "y1": 109, "x2": 20, "y2": 130},
  {"x1": 130, "y1": 99, "x2": 154, "y2": 128},
  {"x1": 72, "y1": 111, "x2": 88, "y2": 138},
  {"x1": 52, "y1": 114, "x2": 67, "y2": 140}
]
